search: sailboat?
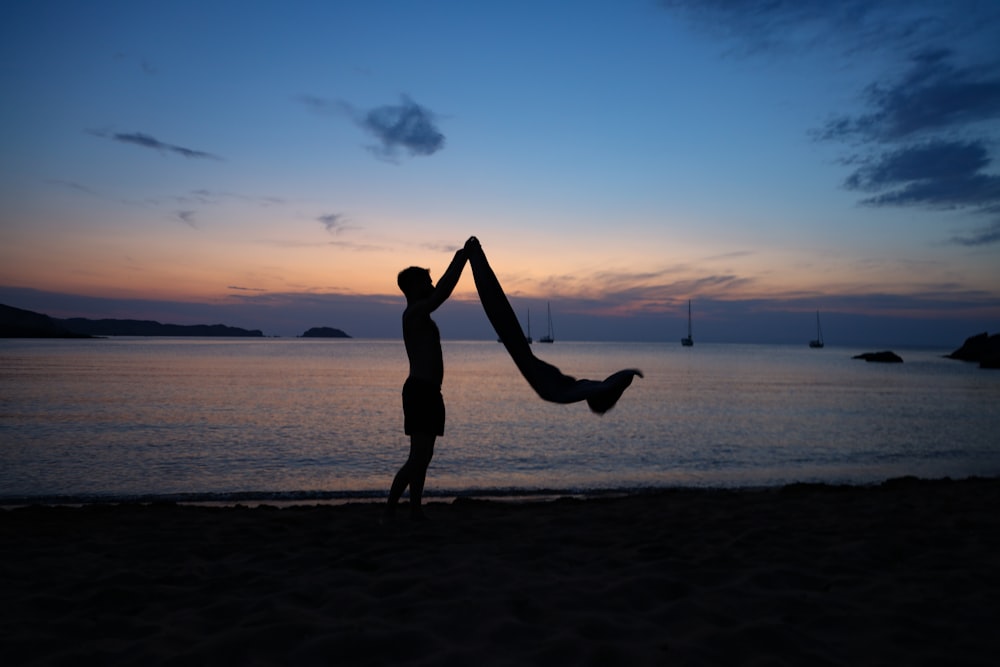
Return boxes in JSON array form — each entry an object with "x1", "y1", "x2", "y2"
[
  {"x1": 539, "y1": 302, "x2": 554, "y2": 343},
  {"x1": 498, "y1": 307, "x2": 533, "y2": 344},
  {"x1": 809, "y1": 311, "x2": 824, "y2": 348},
  {"x1": 681, "y1": 299, "x2": 693, "y2": 346}
]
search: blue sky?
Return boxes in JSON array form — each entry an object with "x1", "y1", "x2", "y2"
[{"x1": 2, "y1": 1, "x2": 998, "y2": 345}]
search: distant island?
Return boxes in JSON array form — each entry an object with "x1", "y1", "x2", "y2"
[
  {"x1": 853, "y1": 350, "x2": 903, "y2": 363},
  {"x1": 299, "y1": 327, "x2": 351, "y2": 338},
  {"x1": 1, "y1": 303, "x2": 263, "y2": 338}
]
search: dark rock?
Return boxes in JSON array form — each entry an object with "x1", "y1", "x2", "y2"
[
  {"x1": 853, "y1": 350, "x2": 903, "y2": 363},
  {"x1": 300, "y1": 326, "x2": 351, "y2": 338},
  {"x1": 946, "y1": 332, "x2": 1000, "y2": 369}
]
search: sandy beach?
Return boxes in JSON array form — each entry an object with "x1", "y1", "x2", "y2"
[{"x1": 3, "y1": 477, "x2": 999, "y2": 666}]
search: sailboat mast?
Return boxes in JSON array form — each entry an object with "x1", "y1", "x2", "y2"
[
  {"x1": 681, "y1": 299, "x2": 694, "y2": 346},
  {"x1": 688, "y1": 299, "x2": 692, "y2": 338}
]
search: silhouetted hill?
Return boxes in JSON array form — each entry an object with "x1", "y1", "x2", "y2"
[
  {"x1": 946, "y1": 332, "x2": 1000, "y2": 369},
  {"x1": 0, "y1": 303, "x2": 264, "y2": 337},
  {"x1": 0, "y1": 304, "x2": 93, "y2": 338},
  {"x1": 59, "y1": 318, "x2": 264, "y2": 337},
  {"x1": 300, "y1": 327, "x2": 351, "y2": 338}
]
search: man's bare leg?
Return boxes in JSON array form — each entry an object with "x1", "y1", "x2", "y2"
[
  {"x1": 386, "y1": 434, "x2": 435, "y2": 519},
  {"x1": 405, "y1": 434, "x2": 435, "y2": 518}
]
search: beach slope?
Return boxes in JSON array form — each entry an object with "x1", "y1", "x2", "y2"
[{"x1": 3, "y1": 477, "x2": 999, "y2": 665}]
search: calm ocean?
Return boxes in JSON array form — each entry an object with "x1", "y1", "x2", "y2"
[{"x1": 2, "y1": 338, "x2": 998, "y2": 504}]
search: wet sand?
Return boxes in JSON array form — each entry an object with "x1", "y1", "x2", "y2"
[{"x1": 3, "y1": 476, "x2": 999, "y2": 665}]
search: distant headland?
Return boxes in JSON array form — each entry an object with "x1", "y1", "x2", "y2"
[
  {"x1": 59, "y1": 318, "x2": 265, "y2": 337},
  {"x1": 0, "y1": 304, "x2": 94, "y2": 338},
  {"x1": 0, "y1": 303, "x2": 265, "y2": 337},
  {"x1": 1, "y1": 303, "x2": 358, "y2": 339}
]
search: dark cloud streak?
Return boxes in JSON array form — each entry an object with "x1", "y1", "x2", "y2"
[
  {"x1": 299, "y1": 94, "x2": 445, "y2": 160},
  {"x1": 823, "y1": 51, "x2": 1000, "y2": 244},
  {"x1": 818, "y1": 50, "x2": 1000, "y2": 144},
  {"x1": 174, "y1": 210, "x2": 197, "y2": 228},
  {"x1": 362, "y1": 96, "x2": 445, "y2": 158},
  {"x1": 845, "y1": 141, "x2": 1000, "y2": 209},
  {"x1": 659, "y1": 1, "x2": 1000, "y2": 245},
  {"x1": 90, "y1": 130, "x2": 223, "y2": 160},
  {"x1": 317, "y1": 213, "x2": 347, "y2": 233}
]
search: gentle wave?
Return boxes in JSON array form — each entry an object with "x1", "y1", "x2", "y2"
[{"x1": 3, "y1": 338, "x2": 999, "y2": 503}]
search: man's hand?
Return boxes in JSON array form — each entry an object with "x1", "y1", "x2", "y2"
[{"x1": 464, "y1": 236, "x2": 481, "y2": 253}]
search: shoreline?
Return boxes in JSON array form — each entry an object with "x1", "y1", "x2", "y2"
[
  {"x1": 4, "y1": 476, "x2": 999, "y2": 665},
  {"x1": 0, "y1": 474, "x2": 977, "y2": 509}
]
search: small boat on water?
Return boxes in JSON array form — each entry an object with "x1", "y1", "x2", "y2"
[
  {"x1": 681, "y1": 299, "x2": 693, "y2": 346},
  {"x1": 539, "y1": 302, "x2": 554, "y2": 343},
  {"x1": 497, "y1": 307, "x2": 534, "y2": 345},
  {"x1": 809, "y1": 311, "x2": 825, "y2": 348}
]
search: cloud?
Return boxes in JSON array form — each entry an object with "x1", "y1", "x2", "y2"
[
  {"x1": 113, "y1": 52, "x2": 158, "y2": 76},
  {"x1": 659, "y1": 1, "x2": 998, "y2": 58},
  {"x1": 300, "y1": 94, "x2": 445, "y2": 160},
  {"x1": 189, "y1": 189, "x2": 285, "y2": 206},
  {"x1": 818, "y1": 50, "x2": 1000, "y2": 144},
  {"x1": 317, "y1": 213, "x2": 347, "y2": 233},
  {"x1": 821, "y1": 51, "x2": 1000, "y2": 244},
  {"x1": 297, "y1": 95, "x2": 352, "y2": 117},
  {"x1": 46, "y1": 180, "x2": 99, "y2": 196},
  {"x1": 844, "y1": 141, "x2": 1000, "y2": 208},
  {"x1": 660, "y1": 2, "x2": 1000, "y2": 245},
  {"x1": 950, "y1": 219, "x2": 1000, "y2": 247},
  {"x1": 174, "y1": 210, "x2": 197, "y2": 228},
  {"x1": 361, "y1": 96, "x2": 445, "y2": 158},
  {"x1": 90, "y1": 130, "x2": 223, "y2": 160}
]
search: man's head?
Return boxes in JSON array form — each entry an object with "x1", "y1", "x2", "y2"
[{"x1": 397, "y1": 266, "x2": 433, "y2": 300}]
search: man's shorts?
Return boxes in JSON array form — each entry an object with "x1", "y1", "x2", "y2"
[{"x1": 402, "y1": 377, "x2": 445, "y2": 436}]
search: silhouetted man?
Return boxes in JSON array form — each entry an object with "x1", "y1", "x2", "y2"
[{"x1": 386, "y1": 236, "x2": 478, "y2": 519}]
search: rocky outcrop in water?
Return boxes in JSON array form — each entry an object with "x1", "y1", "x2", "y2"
[
  {"x1": 946, "y1": 332, "x2": 1000, "y2": 369},
  {"x1": 853, "y1": 351, "x2": 903, "y2": 363},
  {"x1": 300, "y1": 327, "x2": 351, "y2": 338}
]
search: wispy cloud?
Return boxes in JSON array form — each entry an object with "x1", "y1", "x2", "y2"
[
  {"x1": 113, "y1": 52, "x2": 157, "y2": 76},
  {"x1": 326, "y1": 240, "x2": 384, "y2": 252},
  {"x1": 45, "y1": 180, "x2": 100, "y2": 196},
  {"x1": 950, "y1": 217, "x2": 1000, "y2": 247},
  {"x1": 843, "y1": 140, "x2": 1000, "y2": 209},
  {"x1": 817, "y1": 50, "x2": 1000, "y2": 144},
  {"x1": 299, "y1": 94, "x2": 445, "y2": 160},
  {"x1": 90, "y1": 130, "x2": 223, "y2": 160},
  {"x1": 821, "y1": 50, "x2": 1000, "y2": 245},
  {"x1": 317, "y1": 213, "x2": 348, "y2": 233},
  {"x1": 190, "y1": 189, "x2": 284, "y2": 205},
  {"x1": 174, "y1": 210, "x2": 197, "y2": 228},
  {"x1": 660, "y1": 1, "x2": 1000, "y2": 245},
  {"x1": 659, "y1": 1, "x2": 996, "y2": 58}
]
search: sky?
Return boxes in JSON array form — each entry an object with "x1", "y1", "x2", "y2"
[{"x1": 2, "y1": 0, "x2": 999, "y2": 346}]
